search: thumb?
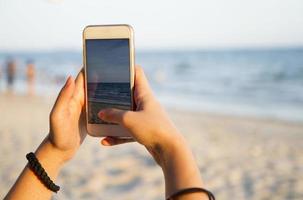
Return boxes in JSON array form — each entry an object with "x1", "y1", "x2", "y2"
[{"x1": 98, "y1": 108, "x2": 135, "y2": 127}]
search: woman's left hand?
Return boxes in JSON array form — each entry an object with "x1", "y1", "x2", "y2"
[
  {"x1": 4, "y1": 70, "x2": 87, "y2": 200},
  {"x1": 47, "y1": 69, "x2": 87, "y2": 163}
]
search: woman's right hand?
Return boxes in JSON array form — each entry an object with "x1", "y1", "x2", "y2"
[
  {"x1": 98, "y1": 66, "x2": 206, "y2": 199},
  {"x1": 98, "y1": 66, "x2": 184, "y2": 165}
]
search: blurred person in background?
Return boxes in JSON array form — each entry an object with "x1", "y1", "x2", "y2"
[
  {"x1": 26, "y1": 59, "x2": 36, "y2": 96},
  {"x1": 0, "y1": 64, "x2": 2, "y2": 92},
  {"x1": 5, "y1": 58, "x2": 16, "y2": 92}
]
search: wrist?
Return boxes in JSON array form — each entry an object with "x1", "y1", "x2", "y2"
[
  {"x1": 46, "y1": 133, "x2": 78, "y2": 163},
  {"x1": 157, "y1": 133, "x2": 188, "y2": 168},
  {"x1": 35, "y1": 138, "x2": 67, "y2": 169},
  {"x1": 158, "y1": 134, "x2": 204, "y2": 197}
]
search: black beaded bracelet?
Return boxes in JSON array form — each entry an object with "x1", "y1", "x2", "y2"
[
  {"x1": 167, "y1": 187, "x2": 215, "y2": 200},
  {"x1": 26, "y1": 152, "x2": 60, "y2": 193}
]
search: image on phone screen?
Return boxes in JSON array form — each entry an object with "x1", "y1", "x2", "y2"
[{"x1": 86, "y1": 39, "x2": 131, "y2": 124}]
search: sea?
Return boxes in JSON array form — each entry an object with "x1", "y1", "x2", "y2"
[
  {"x1": 0, "y1": 48, "x2": 302, "y2": 122},
  {"x1": 87, "y1": 82, "x2": 131, "y2": 107},
  {"x1": 87, "y1": 82, "x2": 131, "y2": 124}
]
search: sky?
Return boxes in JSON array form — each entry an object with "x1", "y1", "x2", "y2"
[
  {"x1": 86, "y1": 39, "x2": 130, "y2": 83},
  {"x1": 0, "y1": 0, "x2": 303, "y2": 51}
]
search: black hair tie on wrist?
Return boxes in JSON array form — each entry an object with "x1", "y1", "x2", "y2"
[
  {"x1": 167, "y1": 187, "x2": 215, "y2": 200},
  {"x1": 26, "y1": 152, "x2": 60, "y2": 193}
]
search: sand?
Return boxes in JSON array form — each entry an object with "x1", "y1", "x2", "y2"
[{"x1": 0, "y1": 94, "x2": 302, "y2": 200}]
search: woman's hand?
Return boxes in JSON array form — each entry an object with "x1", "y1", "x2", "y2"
[
  {"x1": 98, "y1": 66, "x2": 184, "y2": 165},
  {"x1": 5, "y1": 70, "x2": 87, "y2": 200},
  {"x1": 47, "y1": 69, "x2": 86, "y2": 163},
  {"x1": 98, "y1": 66, "x2": 205, "y2": 198}
]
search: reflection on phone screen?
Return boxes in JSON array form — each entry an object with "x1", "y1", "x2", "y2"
[{"x1": 86, "y1": 39, "x2": 131, "y2": 124}]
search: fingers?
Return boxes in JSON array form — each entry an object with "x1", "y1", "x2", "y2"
[
  {"x1": 134, "y1": 66, "x2": 155, "y2": 108},
  {"x1": 53, "y1": 76, "x2": 75, "y2": 109},
  {"x1": 134, "y1": 66, "x2": 153, "y2": 95},
  {"x1": 72, "y1": 69, "x2": 85, "y2": 107},
  {"x1": 98, "y1": 108, "x2": 136, "y2": 127},
  {"x1": 101, "y1": 136, "x2": 135, "y2": 146}
]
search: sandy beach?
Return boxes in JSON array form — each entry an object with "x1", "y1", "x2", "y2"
[{"x1": 0, "y1": 94, "x2": 302, "y2": 200}]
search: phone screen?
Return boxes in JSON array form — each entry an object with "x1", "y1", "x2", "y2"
[{"x1": 86, "y1": 39, "x2": 131, "y2": 124}]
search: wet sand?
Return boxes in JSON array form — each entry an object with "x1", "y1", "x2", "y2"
[{"x1": 0, "y1": 94, "x2": 302, "y2": 200}]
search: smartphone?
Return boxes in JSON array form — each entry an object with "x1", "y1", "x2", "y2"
[{"x1": 83, "y1": 25, "x2": 135, "y2": 137}]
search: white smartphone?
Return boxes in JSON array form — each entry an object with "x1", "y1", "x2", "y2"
[{"x1": 83, "y1": 24, "x2": 135, "y2": 137}]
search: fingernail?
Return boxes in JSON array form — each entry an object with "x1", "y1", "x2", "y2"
[
  {"x1": 102, "y1": 137, "x2": 113, "y2": 146},
  {"x1": 101, "y1": 139, "x2": 110, "y2": 146},
  {"x1": 65, "y1": 76, "x2": 72, "y2": 87},
  {"x1": 98, "y1": 111, "x2": 105, "y2": 119}
]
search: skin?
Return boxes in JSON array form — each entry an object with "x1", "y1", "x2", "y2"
[{"x1": 5, "y1": 66, "x2": 208, "y2": 200}]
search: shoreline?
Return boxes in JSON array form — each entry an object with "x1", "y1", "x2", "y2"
[
  {"x1": 167, "y1": 106, "x2": 303, "y2": 130},
  {"x1": 1, "y1": 84, "x2": 302, "y2": 123},
  {"x1": 159, "y1": 95, "x2": 303, "y2": 124}
]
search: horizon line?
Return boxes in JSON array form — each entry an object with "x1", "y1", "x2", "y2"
[{"x1": 1, "y1": 45, "x2": 303, "y2": 54}]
